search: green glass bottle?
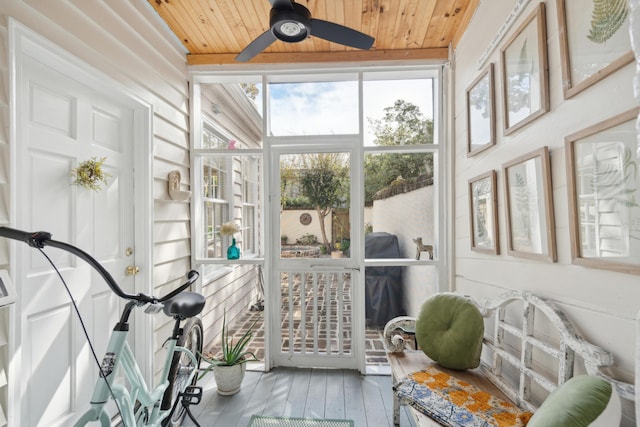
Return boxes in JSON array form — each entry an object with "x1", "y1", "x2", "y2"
[{"x1": 227, "y1": 238, "x2": 240, "y2": 260}]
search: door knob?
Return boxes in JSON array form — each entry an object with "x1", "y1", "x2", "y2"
[{"x1": 125, "y1": 265, "x2": 140, "y2": 276}]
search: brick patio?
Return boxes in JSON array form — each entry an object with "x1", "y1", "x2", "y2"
[
  {"x1": 204, "y1": 308, "x2": 389, "y2": 366},
  {"x1": 204, "y1": 271, "x2": 389, "y2": 366}
]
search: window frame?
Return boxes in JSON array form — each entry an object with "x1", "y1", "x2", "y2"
[
  {"x1": 190, "y1": 65, "x2": 447, "y2": 293},
  {"x1": 193, "y1": 119, "x2": 263, "y2": 282}
]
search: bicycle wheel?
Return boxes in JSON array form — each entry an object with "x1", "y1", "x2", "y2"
[{"x1": 161, "y1": 317, "x2": 204, "y2": 427}]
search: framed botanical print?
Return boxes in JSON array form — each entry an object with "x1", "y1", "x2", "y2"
[
  {"x1": 466, "y1": 64, "x2": 496, "y2": 157},
  {"x1": 565, "y1": 108, "x2": 640, "y2": 274},
  {"x1": 503, "y1": 147, "x2": 557, "y2": 262},
  {"x1": 557, "y1": 0, "x2": 634, "y2": 99},
  {"x1": 501, "y1": 3, "x2": 549, "y2": 135},
  {"x1": 469, "y1": 170, "x2": 499, "y2": 254}
]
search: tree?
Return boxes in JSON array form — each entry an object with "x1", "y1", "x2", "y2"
[
  {"x1": 280, "y1": 156, "x2": 303, "y2": 210},
  {"x1": 364, "y1": 100, "x2": 434, "y2": 205},
  {"x1": 298, "y1": 153, "x2": 349, "y2": 249}
]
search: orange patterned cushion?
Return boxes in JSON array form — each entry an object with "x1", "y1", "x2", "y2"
[{"x1": 394, "y1": 366, "x2": 533, "y2": 427}]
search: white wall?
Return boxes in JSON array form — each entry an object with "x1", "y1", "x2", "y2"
[
  {"x1": 281, "y1": 209, "x2": 332, "y2": 245},
  {"x1": 371, "y1": 185, "x2": 436, "y2": 315},
  {"x1": 0, "y1": 0, "x2": 192, "y2": 412},
  {"x1": 453, "y1": 1, "x2": 637, "y2": 424}
]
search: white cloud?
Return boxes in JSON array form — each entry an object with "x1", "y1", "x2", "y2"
[{"x1": 266, "y1": 78, "x2": 433, "y2": 142}]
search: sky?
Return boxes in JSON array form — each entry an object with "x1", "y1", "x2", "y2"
[{"x1": 250, "y1": 77, "x2": 434, "y2": 145}]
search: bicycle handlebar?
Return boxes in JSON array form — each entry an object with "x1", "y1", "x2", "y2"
[{"x1": 0, "y1": 226, "x2": 199, "y2": 304}]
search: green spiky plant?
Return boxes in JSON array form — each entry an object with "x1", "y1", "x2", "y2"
[
  {"x1": 199, "y1": 311, "x2": 258, "y2": 379},
  {"x1": 588, "y1": 0, "x2": 629, "y2": 44}
]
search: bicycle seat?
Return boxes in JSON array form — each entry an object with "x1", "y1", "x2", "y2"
[{"x1": 163, "y1": 292, "x2": 206, "y2": 319}]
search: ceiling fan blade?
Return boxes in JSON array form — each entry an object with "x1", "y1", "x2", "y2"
[
  {"x1": 269, "y1": 0, "x2": 293, "y2": 10},
  {"x1": 236, "y1": 30, "x2": 277, "y2": 62},
  {"x1": 310, "y1": 19, "x2": 375, "y2": 50}
]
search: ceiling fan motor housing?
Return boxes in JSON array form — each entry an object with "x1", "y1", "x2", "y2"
[{"x1": 270, "y1": 2, "x2": 311, "y2": 43}]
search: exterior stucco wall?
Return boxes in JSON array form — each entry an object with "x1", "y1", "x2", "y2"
[
  {"x1": 281, "y1": 209, "x2": 333, "y2": 246},
  {"x1": 371, "y1": 185, "x2": 436, "y2": 315}
]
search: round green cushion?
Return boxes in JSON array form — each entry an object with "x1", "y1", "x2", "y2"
[
  {"x1": 415, "y1": 293, "x2": 484, "y2": 370},
  {"x1": 528, "y1": 375, "x2": 620, "y2": 427}
]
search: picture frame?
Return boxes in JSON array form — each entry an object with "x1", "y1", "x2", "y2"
[
  {"x1": 501, "y1": 3, "x2": 549, "y2": 135},
  {"x1": 466, "y1": 64, "x2": 496, "y2": 157},
  {"x1": 503, "y1": 147, "x2": 556, "y2": 262},
  {"x1": 565, "y1": 107, "x2": 640, "y2": 274},
  {"x1": 556, "y1": 0, "x2": 634, "y2": 100},
  {"x1": 468, "y1": 170, "x2": 499, "y2": 254}
]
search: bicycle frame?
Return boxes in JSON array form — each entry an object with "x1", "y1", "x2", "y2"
[
  {"x1": 74, "y1": 324, "x2": 198, "y2": 427},
  {"x1": 0, "y1": 227, "x2": 202, "y2": 427}
]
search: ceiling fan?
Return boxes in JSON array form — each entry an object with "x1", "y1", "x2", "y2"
[{"x1": 236, "y1": 0, "x2": 375, "y2": 62}]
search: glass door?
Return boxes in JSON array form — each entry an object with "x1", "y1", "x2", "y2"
[{"x1": 270, "y1": 142, "x2": 361, "y2": 369}]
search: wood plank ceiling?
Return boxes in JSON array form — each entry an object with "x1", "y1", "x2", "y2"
[{"x1": 148, "y1": 0, "x2": 479, "y2": 65}]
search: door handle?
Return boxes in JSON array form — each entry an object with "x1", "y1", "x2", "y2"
[
  {"x1": 310, "y1": 264, "x2": 360, "y2": 272},
  {"x1": 125, "y1": 265, "x2": 140, "y2": 276}
]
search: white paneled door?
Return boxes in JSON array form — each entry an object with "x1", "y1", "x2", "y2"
[{"x1": 15, "y1": 54, "x2": 137, "y2": 425}]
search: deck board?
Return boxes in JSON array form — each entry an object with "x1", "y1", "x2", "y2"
[
  {"x1": 187, "y1": 368, "x2": 416, "y2": 426},
  {"x1": 287, "y1": 369, "x2": 313, "y2": 417},
  {"x1": 304, "y1": 369, "x2": 328, "y2": 418},
  {"x1": 262, "y1": 367, "x2": 295, "y2": 417},
  {"x1": 362, "y1": 375, "x2": 392, "y2": 426},
  {"x1": 324, "y1": 369, "x2": 346, "y2": 420},
  {"x1": 344, "y1": 372, "x2": 367, "y2": 425}
]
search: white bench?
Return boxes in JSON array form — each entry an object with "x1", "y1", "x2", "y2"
[{"x1": 384, "y1": 290, "x2": 635, "y2": 426}]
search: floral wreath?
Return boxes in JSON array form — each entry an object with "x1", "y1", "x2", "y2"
[{"x1": 71, "y1": 157, "x2": 111, "y2": 191}]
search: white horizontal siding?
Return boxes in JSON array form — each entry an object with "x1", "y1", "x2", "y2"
[
  {"x1": 1, "y1": 0, "x2": 194, "y2": 392},
  {"x1": 200, "y1": 266, "x2": 260, "y2": 349}
]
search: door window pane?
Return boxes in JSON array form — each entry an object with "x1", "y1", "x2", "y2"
[{"x1": 280, "y1": 152, "x2": 351, "y2": 259}]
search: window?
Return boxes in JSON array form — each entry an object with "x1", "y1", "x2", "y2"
[
  {"x1": 267, "y1": 74, "x2": 359, "y2": 136},
  {"x1": 242, "y1": 156, "x2": 259, "y2": 255},
  {"x1": 193, "y1": 69, "x2": 443, "y2": 299},
  {"x1": 203, "y1": 163, "x2": 229, "y2": 257},
  {"x1": 194, "y1": 119, "x2": 262, "y2": 266}
]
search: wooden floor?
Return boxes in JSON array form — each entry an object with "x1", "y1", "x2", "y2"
[{"x1": 185, "y1": 368, "x2": 417, "y2": 427}]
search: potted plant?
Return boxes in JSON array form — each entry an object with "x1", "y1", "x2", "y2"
[
  {"x1": 331, "y1": 242, "x2": 344, "y2": 258},
  {"x1": 340, "y1": 238, "x2": 350, "y2": 256},
  {"x1": 199, "y1": 312, "x2": 257, "y2": 395}
]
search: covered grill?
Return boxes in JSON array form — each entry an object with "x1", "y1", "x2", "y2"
[{"x1": 364, "y1": 232, "x2": 405, "y2": 326}]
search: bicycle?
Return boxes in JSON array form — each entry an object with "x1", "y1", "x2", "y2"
[{"x1": 0, "y1": 227, "x2": 206, "y2": 427}]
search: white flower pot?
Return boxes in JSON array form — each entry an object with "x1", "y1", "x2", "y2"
[{"x1": 213, "y1": 363, "x2": 246, "y2": 395}]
